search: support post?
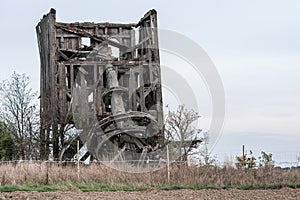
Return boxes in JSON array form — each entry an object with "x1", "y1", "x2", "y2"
[
  {"x1": 167, "y1": 144, "x2": 170, "y2": 184},
  {"x1": 77, "y1": 140, "x2": 80, "y2": 181}
]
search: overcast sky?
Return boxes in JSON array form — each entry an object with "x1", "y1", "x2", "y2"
[{"x1": 0, "y1": 0, "x2": 299, "y2": 163}]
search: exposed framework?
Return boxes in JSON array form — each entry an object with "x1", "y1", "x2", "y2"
[{"x1": 36, "y1": 9, "x2": 164, "y2": 160}]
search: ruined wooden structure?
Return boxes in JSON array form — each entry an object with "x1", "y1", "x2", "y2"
[{"x1": 36, "y1": 9, "x2": 163, "y2": 160}]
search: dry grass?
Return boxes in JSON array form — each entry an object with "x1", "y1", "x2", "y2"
[{"x1": 0, "y1": 162, "x2": 299, "y2": 189}]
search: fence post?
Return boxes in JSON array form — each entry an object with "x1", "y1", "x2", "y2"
[
  {"x1": 77, "y1": 140, "x2": 80, "y2": 181},
  {"x1": 45, "y1": 161, "x2": 49, "y2": 185},
  {"x1": 167, "y1": 144, "x2": 170, "y2": 184}
]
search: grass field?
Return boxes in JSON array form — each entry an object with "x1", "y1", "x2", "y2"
[{"x1": 0, "y1": 162, "x2": 299, "y2": 192}]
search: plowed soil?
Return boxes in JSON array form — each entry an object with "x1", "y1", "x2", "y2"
[{"x1": 0, "y1": 188, "x2": 299, "y2": 200}]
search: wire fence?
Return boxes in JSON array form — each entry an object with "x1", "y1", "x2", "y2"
[
  {"x1": 0, "y1": 152, "x2": 299, "y2": 169},
  {"x1": 214, "y1": 151, "x2": 300, "y2": 168},
  {"x1": 0, "y1": 159, "x2": 185, "y2": 169}
]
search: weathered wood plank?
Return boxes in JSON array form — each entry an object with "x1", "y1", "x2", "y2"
[
  {"x1": 56, "y1": 22, "x2": 136, "y2": 29},
  {"x1": 128, "y1": 68, "x2": 136, "y2": 111},
  {"x1": 59, "y1": 26, "x2": 131, "y2": 50},
  {"x1": 139, "y1": 64, "x2": 145, "y2": 112}
]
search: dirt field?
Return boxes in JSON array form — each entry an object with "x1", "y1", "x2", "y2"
[{"x1": 0, "y1": 188, "x2": 299, "y2": 200}]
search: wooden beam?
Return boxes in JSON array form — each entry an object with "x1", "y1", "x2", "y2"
[
  {"x1": 70, "y1": 64, "x2": 74, "y2": 96},
  {"x1": 139, "y1": 64, "x2": 145, "y2": 112},
  {"x1": 61, "y1": 60, "x2": 145, "y2": 66},
  {"x1": 56, "y1": 22, "x2": 136, "y2": 29},
  {"x1": 59, "y1": 26, "x2": 131, "y2": 50},
  {"x1": 128, "y1": 68, "x2": 136, "y2": 111}
]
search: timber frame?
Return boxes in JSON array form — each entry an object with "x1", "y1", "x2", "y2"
[{"x1": 36, "y1": 8, "x2": 164, "y2": 160}]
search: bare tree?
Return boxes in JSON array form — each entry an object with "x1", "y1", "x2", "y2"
[
  {"x1": 0, "y1": 72, "x2": 39, "y2": 160},
  {"x1": 164, "y1": 105, "x2": 202, "y2": 164},
  {"x1": 198, "y1": 132, "x2": 216, "y2": 166}
]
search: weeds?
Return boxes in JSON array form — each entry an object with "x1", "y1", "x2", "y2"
[{"x1": 0, "y1": 162, "x2": 299, "y2": 192}]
